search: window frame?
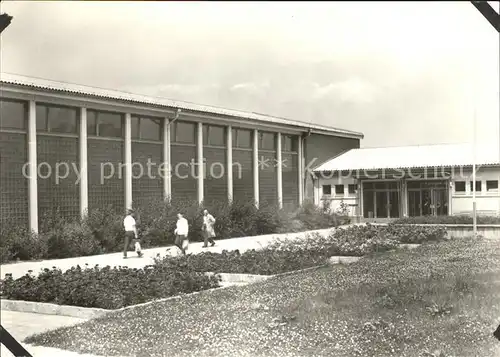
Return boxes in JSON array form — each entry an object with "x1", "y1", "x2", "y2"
[
  {"x1": 35, "y1": 103, "x2": 79, "y2": 135},
  {"x1": 486, "y1": 180, "x2": 499, "y2": 193},
  {"x1": 0, "y1": 99, "x2": 28, "y2": 131},
  {"x1": 322, "y1": 184, "x2": 332, "y2": 196},
  {"x1": 87, "y1": 109, "x2": 124, "y2": 139},
  {"x1": 454, "y1": 181, "x2": 466, "y2": 193},
  {"x1": 131, "y1": 115, "x2": 162, "y2": 142},
  {"x1": 259, "y1": 131, "x2": 276, "y2": 151},
  {"x1": 469, "y1": 180, "x2": 482, "y2": 193},
  {"x1": 203, "y1": 124, "x2": 226, "y2": 147},
  {"x1": 232, "y1": 128, "x2": 252, "y2": 149},
  {"x1": 335, "y1": 184, "x2": 345, "y2": 196},
  {"x1": 171, "y1": 120, "x2": 196, "y2": 144},
  {"x1": 348, "y1": 184, "x2": 357, "y2": 195}
]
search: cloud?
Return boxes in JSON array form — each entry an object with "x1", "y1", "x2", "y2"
[{"x1": 312, "y1": 79, "x2": 380, "y2": 103}]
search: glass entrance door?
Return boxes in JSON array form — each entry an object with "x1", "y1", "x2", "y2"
[
  {"x1": 406, "y1": 181, "x2": 449, "y2": 217},
  {"x1": 375, "y1": 191, "x2": 388, "y2": 218},
  {"x1": 433, "y1": 188, "x2": 448, "y2": 216}
]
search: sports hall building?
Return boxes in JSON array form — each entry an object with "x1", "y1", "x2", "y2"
[{"x1": 0, "y1": 73, "x2": 363, "y2": 233}]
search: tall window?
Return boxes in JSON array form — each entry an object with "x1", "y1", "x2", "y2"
[
  {"x1": 36, "y1": 103, "x2": 78, "y2": 134},
  {"x1": 131, "y1": 115, "x2": 162, "y2": 141},
  {"x1": 0, "y1": 99, "x2": 27, "y2": 130},
  {"x1": 87, "y1": 110, "x2": 123, "y2": 138}
]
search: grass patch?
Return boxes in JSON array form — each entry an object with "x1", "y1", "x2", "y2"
[{"x1": 24, "y1": 238, "x2": 500, "y2": 357}]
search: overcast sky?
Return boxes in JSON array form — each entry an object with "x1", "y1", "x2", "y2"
[{"x1": 1, "y1": 1, "x2": 499, "y2": 148}]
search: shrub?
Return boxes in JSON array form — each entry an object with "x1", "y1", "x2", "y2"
[
  {"x1": 43, "y1": 222, "x2": 102, "y2": 259},
  {"x1": 82, "y1": 205, "x2": 125, "y2": 253},
  {"x1": 393, "y1": 215, "x2": 500, "y2": 225},
  {"x1": 295, "y1": 201, "x2": 347, "y2": 230},
  {"x1": 154, "y1": 248, "x2": 328, "y2": 275},
  {"x1": 0, "y1": 223, "x2": 47, "y2": 263},
  {"x1": 0, "y1": 263, "x2": 221, "y2": 309},
  {"x1": 385, "y1": 223, "x2": 448, "y2": 244}
]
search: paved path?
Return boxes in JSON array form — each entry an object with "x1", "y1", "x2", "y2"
[
  {"x1": 0, "y1": 227, "x2": 343, "y2": 280},
  {"x1": 1, "y1": 311, "x2": 112, "y2": 357}
]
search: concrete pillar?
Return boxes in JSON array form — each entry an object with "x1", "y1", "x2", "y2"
[
  {"x1": 227, "y1": 125, "x2": 233, "y2": 202},
  {"x1": 298, "y1": 136, "x2": 304, "y2": 205},
  {"x1": 163, "y1": 118, "x2": 171, "y2": 201},
  {"x1": 253, "y1": 129, "x2": 259, "y2": 208},
  {"x1": 27, "y1": 101, "x2": 38, "y2": 233},
  {"x1": 124, "y1": 113, "x2": 132, "y2": 210},
  {"x1": 276, "y1": 133, "x2": 283, "y2": 208},
  {"x1": 79, "y1": 107, "x2": 88, "y2": 217},
  {"x1": 197, "y1": 122, "x2": 204, "y2": 205}
]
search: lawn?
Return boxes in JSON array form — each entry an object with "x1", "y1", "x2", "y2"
[{"x1": 25, "y1": 238, "x2": 500, "y2": 357}]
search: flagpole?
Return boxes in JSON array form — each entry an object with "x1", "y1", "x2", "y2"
[{"x1": 472, "y1": 104, "x2": 477, "y2": 238}]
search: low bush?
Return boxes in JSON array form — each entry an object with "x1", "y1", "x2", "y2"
[
  {"x1": 154, "y1": 249, "x2": 328, "y2": 276},
  {"x1": 0, "y1": 263, "x2": 221, "y2": 309},
  {"x1": 153, "y1": 223, "x2": 445, "y2": 276},
  {"x1": 0, "y1": 223, "x2": 47, "y2": 263},
  {"x1": 393, "y1": 215, "x2": 500, "y2": 225}
]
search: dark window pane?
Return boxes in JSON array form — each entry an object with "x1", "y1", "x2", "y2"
[
  {"x1": 207, "y1": 125, "x2": 225, "y2": 146},
  {"x1": 174, "y1": 121, "x2": 195, "y2": 143},
  {"x1": 282, "y1": 135, "x2": 291, "y2": 152},
  {"x1": 47, "y1": 106, "x2": 77, "y2": 133},
  {"x1": 455, "y1": 181, "x2": 465, "y2": 192},
  {"x1": 486, "y1": 180, "x2": 498, "y2": 191},
  {"x1": 348, "y1": 184, "x2": 357, "y2": 194},
  {"x1": 98, "y1": 112, "x2": 123, "y2": 138},
  {"x1": 363, "y1": 182, "x2": 374, "y2": 190},
  {"x1": 141, "y1": 117, "x2": 161, "y2": 141},
  {"x1": 335, "y1": 184, "x2": 344, "y2": 195},
  {"x1": 36, "y1": 105, "x2": 47, "y2": 131},
  {"x1": 290, "y1": 136, "x2": 298, "y2": 152},
  {"x1": 259, "y1": 132, "x2": 276, "y2": 150},
  {"x1": 0, "y1": 100, "x2": 26, "y2": 130},
  {"x1": 87, "y1": 110, "x2": 97, "y2": 136},
  {"x1": 131, "y1": 116, "x2": 140, "y2": 139},
  {"x1": 236, "y1": 129, "x2": 251, "y2": 148},
  {"x1": 322, "y1": 185, "x2": 331, "y2": 195},
  {"x1": 203, "y1": 125, "x2": 209, "y2": 145}
]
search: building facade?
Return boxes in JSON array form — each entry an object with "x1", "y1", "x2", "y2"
[
  {"x1": 312, "y1": 144, "x2": 500, "y2": 220},
  {"x1": 0, "y1": 74, "x2": 363, "y2": 232}
]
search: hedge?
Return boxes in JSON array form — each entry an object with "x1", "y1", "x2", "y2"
[
  {"x1": 0, "y1": 264, "x2": 221, "y2": 310},
  {"x1": 153, "y1": 223, "x2": 448, "y2": 275},
  {"x1": 393, "y1": 215, "x2": 500, "y2": 225},
  {"x1": 0, "y1": 200, "x2": 348, "y2": 264}
]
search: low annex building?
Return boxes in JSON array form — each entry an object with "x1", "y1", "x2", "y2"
[
  {"x1": 312, "y1": 143, "x2": 500, "y2": 220},
  {"x1": 0, "y1": 73, "x2": 363, "y2": 232}
]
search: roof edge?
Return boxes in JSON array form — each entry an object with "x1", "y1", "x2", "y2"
[{"x1": 0, "y1": 74, "x2": 364, "y2": 140}]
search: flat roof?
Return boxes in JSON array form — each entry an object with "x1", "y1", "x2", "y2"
[
  {"x1": 0, "y1": 73, "x2": 364, "y2": 139},
  {"x1": 313, "y1": 143, "x2": 500, "y2": 172}
]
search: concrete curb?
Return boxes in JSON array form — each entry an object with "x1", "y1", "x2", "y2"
[{"x1": 0, "y1": 299, "x2": 109, "y2": 319}]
